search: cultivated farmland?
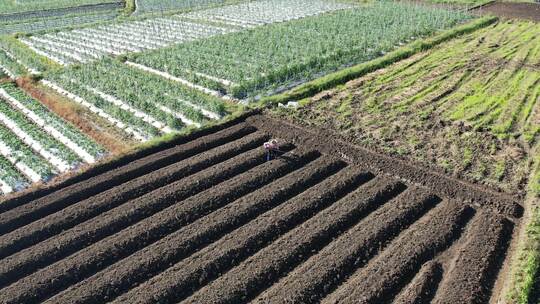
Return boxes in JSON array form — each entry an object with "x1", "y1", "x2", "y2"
[
  {"x1": 0, "y1": 82, "x2": 104, "y2": 194},
  {"x1": 20, "y1": 19, "x2": 234, "y2": 65},
  {"x1": 0, "y1": 0, "x2": 122, "y2": 16},
  {"x1": 132, "y1": 1, "x2": 471, "y2": 99},
  {"x1": 23, "y1": 0, "x2": 352, "y2": 65},
  {"x1": 0, "y1": 0, "x2": 124, "y2": 36},
  {"x1": 0, "y1": 10, "x2": 122, "y2": 36},
  {"x1": 45, "y1": 58, "x2": 229, "y2": 141},
  {"x1": 134, "y1": 0, "x2": 228, "y2": 15},
  {"x1": 276, "y1": 20, "x2": 539, "y2": 195},
  {"x1": 0, "y1": 0, "x2": 538, "y2": 302},
  {"x1": 0, "y1": 114, "x2": 520, "y2": 304}
]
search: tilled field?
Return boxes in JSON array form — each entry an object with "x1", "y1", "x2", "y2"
[
  {"x1": 477, "y1": 2, "x2": 540, "y2": 22},
  {"x1": 0, "y1": 113, "x2": 522, "y2": 303}
]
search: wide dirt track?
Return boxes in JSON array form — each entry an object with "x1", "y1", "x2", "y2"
[{"x1": 0, "y1": 113, "x2": 523, "y2": 303}]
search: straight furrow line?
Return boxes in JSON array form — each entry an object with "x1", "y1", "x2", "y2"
[
  {"x1": 0, "y1": 132, "x2": 269, "y2": 284},
  {"x1": 432, "y1": 211, "x2": 514, "y2": 304},
  {"x1": 321, "y1": 200, "x2": 475, "y2": 304},
  {"x1": 252, "y1": 187, "x2": 440, "y2": 304},
  {"x1": 0, "y1": 122, "x2": 255, "y2": 229},
  {"x1": 48, "y1": 156, "x2": 345, "y2": 304},
  {"x1": 184, "y1": 178, "x2": 409, "y2": 304},
  {"x1": 0, "y1": 148, "x2": 311, "y2": 304},
  {"x1": 392, "y1": 261, "x2": 443, "y2": 304},
  {"x1": 111, "y1": 166, "x2": 373, "y2": 304}
]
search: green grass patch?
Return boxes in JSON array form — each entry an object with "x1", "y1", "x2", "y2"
[{"x1": 508, "y1": 202, "x2": 540, "y2": 304}]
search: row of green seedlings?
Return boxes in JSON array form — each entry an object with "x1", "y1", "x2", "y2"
[
  {"x1": 0, "y1": 82, "x2": 104, "y2": 194},
  {"x1": 0, "y1": 36, "x2": 51, "y2": 78},
  {"x1": 0, "y1": 0, "x2": 122, "y2": 18},
  {"x1": 44, "y1": 58, "x2": 227, "y2": 142},
  {"x1": 0, "y1": 10, "x2": 121, "y2": 36},
  {"x1": 131, "y1": 1, "x2": 472, "y2": 100}
]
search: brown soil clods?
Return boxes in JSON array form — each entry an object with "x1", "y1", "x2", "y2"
[
  {"x1": 0, "y1": 113, "x2": 522, "y2": 304},
  {"x1": 476, "y1": 2, "x2": 540, "y2": 22}
]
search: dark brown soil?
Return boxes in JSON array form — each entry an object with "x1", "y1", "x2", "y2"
[
  {"x1": 393, "y1": 261, "x2": 444, "y2": 304},
  {"x1": 0, "y1": 113, "x2": 522, "y2": 304},
  {"x1": 476, "y1": 2, "x2": 540, "y2": 22}
]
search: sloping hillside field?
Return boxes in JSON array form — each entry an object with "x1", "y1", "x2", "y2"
[{"x1": 0, "y1": 113, "x2": 521, "y2": 304}]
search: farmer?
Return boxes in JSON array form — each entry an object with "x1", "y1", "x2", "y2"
[{"x1": 263, "y1": 139, "x2": 281, "y2": 161}]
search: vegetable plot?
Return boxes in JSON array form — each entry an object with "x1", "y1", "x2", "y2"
[
  {"x1": 0, "y1": 0, "x2": 121, "y2": 16},
  {"x1": 22, "y1": 19, "x2": 234, "y2": 65},
  {"x1": 0, "y1": 36, "x2": 53, "y2": 76},
  {"x1": 47, "y1": 58, "x2": 228, "y2": 141},
  {"x1": 0, "y1": 156, "x2": 28, "y2": 194},
  {"x1": 133, "y1": 1, "x2": 471, "y2": 99},
  {"x1": 134, "y1": 0, "x2": 228, "y2": 15},
  {"x1": 0, "y1": 82, "x2": 104, "y2": 194},
  {"x1": 21, "y1": 0, "x2": 355, "y2": 66},
  {"x1": 184, "y1": 0, "x2": 354, "y2": 28},
  {"x1": 0, "y1": 10, "x2": 121, "y2": 36},
  {"x1": 0, "y1": 83, "x2": 104, "y2": 160}
]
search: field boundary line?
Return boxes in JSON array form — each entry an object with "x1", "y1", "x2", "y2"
[
  {"x1": 257, "y1": 16, "x2": 498, "y2": 107},
  {"x1": 504, "y1": 151, "x2": 540, "y2": 303},
  {"x1": 248, "y1": 114, "x2": 522, "y2": 218}
]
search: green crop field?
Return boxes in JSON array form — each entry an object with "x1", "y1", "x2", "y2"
[
  {"x1": 0, "y1": 0, "x2": 120, "y2": 15},
  {"x1": 47, "y1": 58, "x2": 231, "y2": 140},
  {"x1": 132, "y1": 1, "x2": 471, "y2": 99}
]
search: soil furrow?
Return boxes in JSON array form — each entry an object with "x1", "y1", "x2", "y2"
[
  {"x1": 0, "y1": 133, "x2": 270, "y2": 288},
  {"x1": 252, "y1": 187, "x2": 440, "y2": 304},
  {"x1": 392, "y1": 261, "x2": 443, "y2": 304},
  {"x1": 321, "y1": 200, "x2": 475, "y2": 304},
  {"x1": 0, "y1": 123, "x2": 255, "y2": 233},
  {"x1": 111, "y1": 166, "x2": 373, "y2": 304},
  {"x1": 248, "y1": 115, "x2": 522, "y2": 217},
  {"x1": 0, "y1": 148, "x2": 313, "y2": 304},
  {"x1": 47, "y1": 156, "x2": 345, "y2": 304},
  {"x1": 432, "y1": 211, "x2": 514, "y2": 304},
  {"x1": 183, "y1": 178, "x2": 409, "y2": 304},
  {"x1": 0, "y1": 131, "x2": 268, "y2": 262}
]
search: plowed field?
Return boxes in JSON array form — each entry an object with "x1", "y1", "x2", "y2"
[{"x1": 0, "y1": 113, "x2": 522, "y2": 304}]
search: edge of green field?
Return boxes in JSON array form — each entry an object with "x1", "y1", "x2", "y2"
[
  {"x1": 507, "y1": 153, "x2": 540, "y2": 304},
  {"x1": 256, "y1": 15, "x2": 498, "y2": 108}
]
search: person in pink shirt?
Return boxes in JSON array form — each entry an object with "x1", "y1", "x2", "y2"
[{"x1": 263, "y1": 139, "x2": 281, "y2": 161}]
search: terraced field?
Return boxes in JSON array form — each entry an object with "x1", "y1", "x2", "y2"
[{"x1": 0, "y1": 114, "x2": 521, "y2": 304}]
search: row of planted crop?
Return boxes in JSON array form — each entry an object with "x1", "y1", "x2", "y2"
[
  {"x1": 0, "y1": 10, "x2": 120, "y2": 36},
  {"x1": 0, "y1": 36, "x2": 53, "y2": 77},
  {"x1": 134, "y1": 0, "x2": 227, "y2": 15},
  {"x1": 45, "y1": 58, "x2": 227, "y2": 142},
  {"x1": 184, "y1": 0, "x2": 353, "y2": 28},
  {"x1": 19, "y1": 0, "x2": 353, "y2": 66},
  {"x1": 0, "y1": 0, "x2": 122, "y2": 18},
  {"x1": 0, "y1": 82, "x2": 105, "y2": 194},
  {"x1": 20, "y1": 18, "x2": 234, "y2": 65},
  {"x1": 133, "y1": 1, "x2": 472, "y2": 99}
]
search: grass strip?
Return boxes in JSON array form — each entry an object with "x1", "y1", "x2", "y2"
[
  {"x1": 509, "y1": 205, "x2": 540, "y2": 304},
  {"x1": 257, "y1": 15, "x2": 498, "y2": 107},
  {"x1": 506, "y1": 150, "x2": 539, "y2": 303},
  {"x1": 124, "y1": 0, "x2": 135, "y2": 15}
]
